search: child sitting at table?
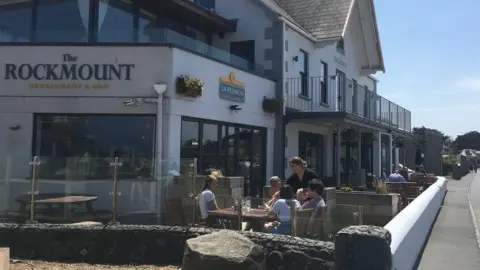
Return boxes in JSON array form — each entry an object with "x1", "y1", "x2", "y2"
[{"x1": 265, "y1": 185, "x2": 300, "y2": 235}]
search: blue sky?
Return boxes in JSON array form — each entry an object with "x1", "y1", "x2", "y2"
[{"x1": 374, "y1": 0, "x2": 480, "y2": 138}]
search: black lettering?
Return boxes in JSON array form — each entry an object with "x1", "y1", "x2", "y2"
[
  {"x1": 108, "y1": 64, "x2": 121, "y2": 80},
  {"x1": 4, "y1": 64, "x2": 17, "y2": 79},
  {"x1": 78, "y1": 64, "x2": 93, "y2": 80},
  {"x1": 33, "y1": 64, "x2": 46, "y2": 80},
  {"x1": 60, "y1": 64, "x2": 77, "y2": 80},
  {"x1": 93, "y1": 64, "x2": 108, "y2": 80},
  {"x1": 45, "y1": 64, "x2": 60, "y2": 80},
  {"x1": 121, "y1": 64, "x2": 135, "y2": 80},
  {"x1": 18, "y1": 64, "x2": 32, "y2": 80}
]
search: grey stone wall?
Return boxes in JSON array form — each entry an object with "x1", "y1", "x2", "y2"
[{"x1": 0, "y1": 223, "x2": 334, "y2": 269}]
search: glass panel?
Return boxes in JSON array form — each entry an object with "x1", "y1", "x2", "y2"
[
  {"x1": 180, "y1": 120, "x2": 199, "y2": 175},
  {"x1": 97, "y1": 0, "x2": 135, "y2": 42},
  {"x1": 250, "y1": 129, "x2": 264, "y2": 197},
  {"x1": 0, "y1": 0, "x2": 32, "y2": 42},
  {"x1": 33, "y1": 114, "x2": 156, "y2": 180},
  {"x1": 36, "y1": 0, "x2": 89, "y2": 42},
  {"x1": 237, "y1": 128, "x2": 252, "y2": 194},
  {"x1": 138, "y1": 8, "x2": 158, "y2": 43},
  {"x1": 201, "y1": 123, "x2": 219, "y2": 174}
]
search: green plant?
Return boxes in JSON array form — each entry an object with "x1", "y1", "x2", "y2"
[
  {"x1": 262, "y1": 97, "x2": 281, "y2": 113},
  {"x1": 340, "y1": 185, "x2": 353, "y2": 192},
  {"x1": 341, "y1": 128, "x2": 358, "y2": 141},
  {"x1": 376, "y1": 181, "x2": 388, "y2": 194},
  {"x1": 176, "y1": 74, "x2": 204, "y2": 98}
]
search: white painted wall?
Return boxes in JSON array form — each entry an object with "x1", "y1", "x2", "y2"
[
  {"x1": 385, "y1": 177, "x2": 447, "y2": 270},
  {"x1": 213, "y1": 0, "x2": 274, "y2": 70},
  {"x1": 164, "y1": 47, "x2": 276, "y2": 178}
]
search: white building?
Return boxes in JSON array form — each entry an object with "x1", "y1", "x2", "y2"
[{"x1": 0, "y1": 0, "x2": 410, "y2": 217}]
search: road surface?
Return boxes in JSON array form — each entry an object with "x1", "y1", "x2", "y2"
[{"x1": 418, "y1": 173, "x2": 480, "y2": 269}]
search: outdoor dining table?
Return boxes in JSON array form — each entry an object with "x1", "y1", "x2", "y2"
[
  {"x1": 14, "y1": 193, "x2": 110, "y2": 223},
  {"x1": 207, "y1": 207, "x2": 276, "y2": 232}
]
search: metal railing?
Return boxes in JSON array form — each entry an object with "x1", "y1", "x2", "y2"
[{"x1": 285, "y1": 76, "x2": 412, "y2": 132}]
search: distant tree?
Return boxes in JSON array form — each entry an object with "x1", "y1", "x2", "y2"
[{"x1": 453, "y1": 131, "x2": 480, "y2": 151}]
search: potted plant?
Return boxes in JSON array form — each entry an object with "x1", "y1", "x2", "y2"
[
  {"x1": 341, "y1": 128, "x2": 358, "y2": 141},
  {"x1": 262, "y1": 97, "x2": 281, "y2": 113},
  {"x1": 176, "y1": 74, "x2": 204, "y2": 98},
  {"x1": 394, "y1": 137, "x2": 405, "y2": 148},
  {"x1": 340, "y1": 185, "x2": 353, "y2": 192}
]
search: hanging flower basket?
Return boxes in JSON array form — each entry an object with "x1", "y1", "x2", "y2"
[
  {"x1": 176, "y1": 75, "x2": 204, "y2": 98},
  {"x1": 262, "y1": 97, "x2": 281, "y2": 113},
  {"x1": 341, "y1": 128, "x2": 358, "y2": 141},
  {"x1": 394, "y1": 137, "x2": 405, "y2": 148},
  {"x1": 362, "y1": 133, "x2": 377, "y2": 144}
]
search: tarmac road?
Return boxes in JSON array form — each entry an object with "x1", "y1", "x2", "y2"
[{"x1": 418, "y1": 173, "x2": 480, "y2": 269}]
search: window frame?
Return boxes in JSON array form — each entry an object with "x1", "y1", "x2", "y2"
[
  {"x1": 299, "y1": 49, "x2": 309, "y2": 97},
  {"x1": 320, "y1": 61, "x2": 328, "y2": 104}
]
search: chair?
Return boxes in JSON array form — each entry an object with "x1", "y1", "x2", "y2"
[
  {"x1": 305, "y1": 205, "x2": 328, "y2": 240},
  {"x1": 385, "y1": 182, "x2": 404, "y2": 210},
  {"x1": 292, "y1": 208, "x2": 314, "y2": 237},
  {"x1": 402, "y1": 182, "x2": 420, "y2": 206}
]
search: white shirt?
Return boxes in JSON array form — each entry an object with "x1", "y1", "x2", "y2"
[
  {"x1": 316, "y1": 199, "x2": 326, "y2": 208},
  {"x1": 271, "y1": 199, "x2": 301, "y2": 222},
  {"x1": 199, "y1": 189, "x2": 215, "y2": 219}
]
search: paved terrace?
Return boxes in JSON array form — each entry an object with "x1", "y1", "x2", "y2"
[{"x1": 418, "y1": 173, "x2": 480, "y2": 269}]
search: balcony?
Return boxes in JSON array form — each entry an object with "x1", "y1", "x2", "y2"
[{"x1": 285, "y1": 76, "x2": 412, "y2": 133}]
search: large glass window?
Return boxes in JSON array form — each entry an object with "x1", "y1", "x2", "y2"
[
  {"x1": 33, "y1": 114, "x2": 156, "y2": 180},
  {"x1": 97, "y1": 0, "x2": 135, "y2": 42},
  {"x1": 35, "y1": 0, "x2": 89, "y2": 42},
  {"x1": 180, "y1": 117, "x2": 266, "y2": 196},
  {"x1": 180, "y1": 120, "x2": 199, "y2": 175},
  {"x1": 0, "y1": 0, "x2": 32, "y2": 42}
]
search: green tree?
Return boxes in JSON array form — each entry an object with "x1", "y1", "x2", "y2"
[{"x1": 453, "y1": 131, "x2": 480, "y2": 151}]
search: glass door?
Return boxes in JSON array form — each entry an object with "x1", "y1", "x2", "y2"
[{"x1": 298, "y1": 132, "x2": 324, "y2": 176}]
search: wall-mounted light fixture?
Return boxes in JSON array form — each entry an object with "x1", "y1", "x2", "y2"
[
  {"x1": 292, "y1": 56, "x2": 299, "y2": 62},
  {"x1": 9, "y1": 125, "x2": 21, "y2": 131},
  {"x1": 229, "y1": 104, "x2": 242, "y2": 111}
]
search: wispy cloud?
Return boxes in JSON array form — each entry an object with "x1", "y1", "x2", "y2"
[{"x1": 438, "y1": 77, "x2": 480, "y2": 95}]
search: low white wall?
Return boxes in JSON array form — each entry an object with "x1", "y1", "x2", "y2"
[{"x1": 384, "y1": 177, "x2": 447, "y2": 270}]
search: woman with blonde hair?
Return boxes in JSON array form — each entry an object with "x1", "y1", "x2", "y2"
[{"x1": 286, "y1": 156, "x2": 319, "y2": 195}]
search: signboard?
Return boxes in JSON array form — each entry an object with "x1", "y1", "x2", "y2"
[
  {"x1": 219, "y1": 72, "x2": 245, "y2": 103},
  {"x1": 3, "y1": 53, "x2": 135, "y2": 89}
]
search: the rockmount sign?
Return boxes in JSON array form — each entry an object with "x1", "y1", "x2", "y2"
[{"x1": 3, "y1": 54, "x2": 136, "y2": 89}]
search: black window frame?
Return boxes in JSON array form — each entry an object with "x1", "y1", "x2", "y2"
[
  {"x1": 336, "y1": 38, "x2": 345, "y2": 53},
  {"x1": 180, "y1": 116, "x2": 267, "y2": 185},
  {"x1": 320, "y1": 61, "x2": 328, "y2": 104},
  {"x1": 299, "y1": 49, "x2": 309, "y2": 96}
]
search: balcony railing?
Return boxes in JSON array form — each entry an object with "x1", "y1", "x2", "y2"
[
  {"x1": 0, "y1": 28, "x2": 265, "y2": 77},
  {"x1": 286, "y1": 76, "x2": 412, "y2": 132}
]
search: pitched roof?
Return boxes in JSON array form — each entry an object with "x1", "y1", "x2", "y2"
[{"x1": 273, "y1": 0, "x2": 353, "y2": 40}]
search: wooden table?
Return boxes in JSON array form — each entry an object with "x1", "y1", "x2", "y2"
[
  {"x1": 208, "y1": 208, "x2": 275, "y2": 231},
  {"x1": 14, "y1": 193, "x2": 110, "y2": 223}
]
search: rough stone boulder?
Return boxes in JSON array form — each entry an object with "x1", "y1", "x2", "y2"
[{"x1": 182, "y1": 230, "x2": 266, "y2": 270}]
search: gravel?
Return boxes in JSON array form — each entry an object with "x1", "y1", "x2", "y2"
[{"x1": 10, "y1": 260, "x2": 180, "y2": 270}]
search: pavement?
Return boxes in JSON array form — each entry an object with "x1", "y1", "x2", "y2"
[{"x1": 418, "y1": 173, "x2": 480, "y2": 270}]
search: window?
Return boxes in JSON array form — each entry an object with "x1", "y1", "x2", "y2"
[
  {"x1": 299, "y1": 50, "x2": 309, "y2": 96},
  {"x1": 320, "y1": 61, "x2": 328, "y2": 104},
  {"x1": 195, "y1": 0, "x2": 215, "y2": 10},
  {"x1": 36, "y1": 0, "x2": 89, "y2": 42},
  {"x1": 230, "y1": 40, "x2": 255, "y2": 71},
  {"x1": 138, "y1": 8, "x2": 159, "y2": 43},
  {"x1": 336, "y1": 70, "x2": 346, "y2": 110},
  {"x1": 97, "y1": 0, "x2": 135, "y2": 42},
  {"x1": 33, "y1": 114, "x2": 156, "y2": 180},
  {"x1": 337, "y1": 38, "x2": 345, "y2": 52},
  {"x1": 180, "y1": 117, "x2": 267, "y2": 196},
  {"x1": 0, "y1": 0, "x2": 32, "y2": 42}
]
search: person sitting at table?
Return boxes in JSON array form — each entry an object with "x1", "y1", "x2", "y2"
[
  {"x1": 388, "y1": 170, "x2": 407, "y2": 183},
  {"x1": 199, "y1": 173, "x2": 220, "y2": 220},
  {"x1": 300, "y1": 179, "x2": 326, "y2": 209},
  {"x1": 265, "y1": 176, "x2": 281, "y2": 208},
  {"x1": 286, "y1": 157, "x2": 319, "y2": 194},
  {"x1": 265, "y1": 185, "x2": 300, "y2": 235}
]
